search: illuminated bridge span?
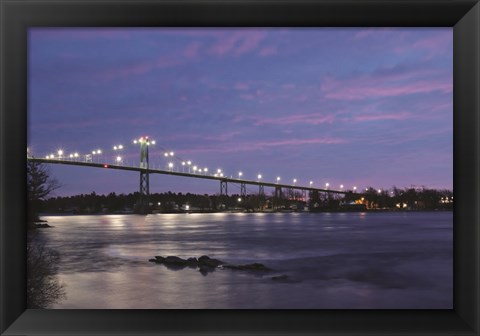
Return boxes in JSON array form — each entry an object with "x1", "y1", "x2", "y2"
[{"x1": 27, "y1": 136, "x2": 361, "y2": 213}]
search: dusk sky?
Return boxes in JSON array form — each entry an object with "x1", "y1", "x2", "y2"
[{"x1": 28, "y1": 28, "x2": 453, "y2": 197}]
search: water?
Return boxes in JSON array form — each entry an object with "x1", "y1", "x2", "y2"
[{"x1": 37, "y1": 212, "x2": 453, "y2": 309}]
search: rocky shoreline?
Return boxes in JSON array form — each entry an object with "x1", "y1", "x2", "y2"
[{"x1": 149, "y1": 255, "x2": 289, "y2": 280}]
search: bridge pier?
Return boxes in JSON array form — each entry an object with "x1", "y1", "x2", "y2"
[
  {"x1": 220, "y1": 180, "x2": 228, "y2": 210},
  {"x1": 274, "y1": 186, "x2": 282, "y2": 210}
]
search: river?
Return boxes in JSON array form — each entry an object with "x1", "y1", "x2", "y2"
[{"x1": 36, "y1": 211, "x2": 452, "y2": 309}]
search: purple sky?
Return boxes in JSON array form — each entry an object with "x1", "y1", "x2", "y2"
[{"x1": 28, "y1": 28, "x2": 453, "y2": 197}]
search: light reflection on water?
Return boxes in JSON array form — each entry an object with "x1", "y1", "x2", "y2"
[{"x1": 37, "y1": 212, "x2": 453, "y2": 309}]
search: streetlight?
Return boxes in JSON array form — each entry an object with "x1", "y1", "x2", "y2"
[
  {"x1": 326, "y1": 182, "x2": 330, "y2": 189},
  {"x1": 193, "y1": 166, "x2": 198, "y2": 173},
  {"x1": 257, "y1": 174, "x2": 262, "y2": 181},
  {"x1": 293, "y1": 178, "x2": 297, "y2": 186},
  {"x1": 57, "y1": 150, "x2": 63, "y2": 158},
  {"x1": 377, "y1": 189, "x2": 382, "y2": 194},
  {"x1": 204, "y1": 168, "x2": 208, "y2": 175},
  {"x1": 187, "y1": 161, "x2": 192, "y2": 173},
  {"x1": 238, "y1": 171, "x2": 243, "y2": 178},
  {"x1": 340, "y1": 184, "x2": 344, "y2": 189},
  {"x1": 277, "y1": 177, "x2": 281, "y2": 183},
  {"x1": 238, "y1": 198, "x2": 242, "y2": 202},
  {"x1": 168, "y1": 162, "x2": 173, "y2": 171},
  {"x1": 181, "y1": 162, "x2": 186, "y2": 172},
  {"x1": 353, "y1": 186, "x2": 357, "y2": 192},
  {"x1": 309, "y1": 181, "x2": 313, "y2": 187},
  {"x1": 116, "y1": 156, "x2": 122, "y2": 164}
]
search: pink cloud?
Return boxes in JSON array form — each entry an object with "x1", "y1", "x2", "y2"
[
  {"x1": 184, "y1": 41, "x2": 201, "y2": 59},
  {"x1": 254, "y1": 113, "x2": 335, "y2": 126},
  {"x1": 258, "y1": 46, "x2": 277, "y2": 57},
  {"x1": 209, "y1": 31, "x2": 267, "y2": 57},
  {"x1": 180, "y1": 137, "x2": 347, "y2": 154},
  {"x1": 353, "y1": 111, "x2": 411, "y2": 122},
  {"x1": 321, "y1": 70, "x2": 452, "y2": 101},
  {"x1": 98, "y1": 56, "x2": 182, "y2": 80},
  {"x1": 234, "y1": 32, "x2": 266, "y2": 56},
  {"x1": 234, "y1": 82, "x2": 250, "y2": 91}
]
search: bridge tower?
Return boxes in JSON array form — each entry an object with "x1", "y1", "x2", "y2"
[{"x1": 137, "y1": 137, "x2": 151, "y2": 214}]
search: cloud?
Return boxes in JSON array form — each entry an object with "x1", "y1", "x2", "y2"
[
  {"x1": 184, "y1": 41, "x2": 202, "y2": 59},
  {"x1": 353, "y1": 111, "x2": 411, "y2": 122},
  {"x1": 209, "y1": 31, "x2": 267, "y2": 57},
  {"x1": 320, "y1": 66, "x2": 452, "y2": 101},
  {"x1": 253, "y1": 113, "x2": 335, "y2": 126},
  {"x1": 181, "y1": 136, "x2": 347, "y2": 154},
  {"x1": 98, "y1": 56, "x2": 183, "y2": 80},
  {"x1": 258, "y1": 46, "x2": 278, "y2": 57}
]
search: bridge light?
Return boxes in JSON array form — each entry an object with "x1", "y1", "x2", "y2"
[
  {"x1": 151, "y1": 140, "x2": 156, "y2": 145},
  {"x1": 193, "y1": 166, "x2": 198, "y2": 172},
  {"x1": 204, "y1": 167, "x2": 208, "y2": 173},
  {"x1": 168, "y1": 162, "x2": 173, "y2": 169},
  {"x1": 377, "y1": 189, "x2": 382, "y2": 193},
  {"x1": 309, "y1": 181, "x2": 313, "y2": 186},
  {"x1": 57, "y1": 150, "x2": 63, "y2": 156},
  {"x1": 238, "y1": 198, "x2": 242, "y2": 202},
  {"x1": 45, "y1": 155, "x2": 49, "y2": 159},
  {"x1": 133, "y1": 140, "x2": 137, "y2": 144},
  {"x1": 326, "y1": 182, "x2": 330, "y2": 188},
  {"x1": 97, "y1": 149, "x2": 102, "y2": 154},
  {"x1": 182, "y1": 161, "x2": 185, "y2": 166},
  {"x1": 116, "y1": 156, "x2": 122, "y2": 162},
  {"x1": 92, "y1": 151, "x2": 96, "y2": 155},
  {"x1": 169, "y1": 151, "x2": 174, "y2": 156},
  {"x1": 118, "y1": 145, "x2": 123, "y2": 149},
  {"x1": 74, "y1": 153, "x2": 79, "y2": 158},
  {"x1": 164, "y1": 153, "x2": 169, "y2": 157},
  {"x1": 340, "y1": 184, "x2": 344, "y2": 189},
  {"x1": 69, "y1": 154, "x2": 73, "y2": 158},
  {"x1": 187, "y1": 161, "x2": 191, "y2": 165},
  {"x1": 104, "y1": 164, "x2": 109, "y2": 168},
  {"x1": 113, "y1": 146, "x2": 117, "y2": 150},
  {"x1": 257, "y1": 174, "x2": 262, "y2": 180},
  {"x1": 293, "y1": 179, "x2": 297, "y2": 185},
  {"x1": 353, "y1": 186, "x2": 357, "y2": 191},
  {"x1": 217, "y1": 169, "x2": 222, "y2": 173},
  {"x1": 238, "y1": 171, "x2": 243, "y2": 178}
]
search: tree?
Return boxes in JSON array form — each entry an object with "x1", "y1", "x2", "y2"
[
  {"x1": 27, "y1": 232, "x2": 65, "y2": 308},
  {"x1": 27, "y1": 161, "x2": 61, "y2": 225}
]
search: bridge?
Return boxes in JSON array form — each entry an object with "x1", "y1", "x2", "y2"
[{"x1": 27, "y1": 136, "x2": 360, "y2": 213}]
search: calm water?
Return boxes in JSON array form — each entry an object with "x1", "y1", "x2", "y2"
[{"x1": 37, "y1": 212, "x2": 453, "y2": 309}]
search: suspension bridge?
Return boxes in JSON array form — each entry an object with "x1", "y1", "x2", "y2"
[{"x1": 27, "y1": 136, "x2": 361, "y2": 214}]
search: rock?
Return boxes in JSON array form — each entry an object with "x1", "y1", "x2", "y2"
[
  {"x1": 198, "y1": 255, "x2": 224, "y2": 267},
  {"x1": 154, "y1": 256, "x2": 165, "y2": 263},
  {"x1": 224, "y1": 263, "x2": 272, "y2": 271},
  {"x1": 164, "y1": 256, "x2": 188, "y2": 266},
  {"x1": 34, "y1": 223, "x2": 52, "y2": 228},
  {"x1": 271, "y1": 275, "x2": 289, "y2": 280},
  {"x1": 187, "y1": 257, "x2": 198, "y2": 265}
]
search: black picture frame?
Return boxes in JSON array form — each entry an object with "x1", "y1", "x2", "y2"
[{"x1": 1, "y1": 0, "x2": 478, "y2": 335}]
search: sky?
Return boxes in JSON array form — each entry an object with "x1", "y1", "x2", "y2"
[{"x1": 28, "y1": 28, "x2": 453, "y2": 197}]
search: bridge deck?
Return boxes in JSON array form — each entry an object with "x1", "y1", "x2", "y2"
[{"x1": 27, "y1": 157, "x2": 352, "y2": 195}]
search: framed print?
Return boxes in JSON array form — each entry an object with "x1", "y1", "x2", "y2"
[{"x1": 1, "y1": 0, "x2": 479, "y2": 335}]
